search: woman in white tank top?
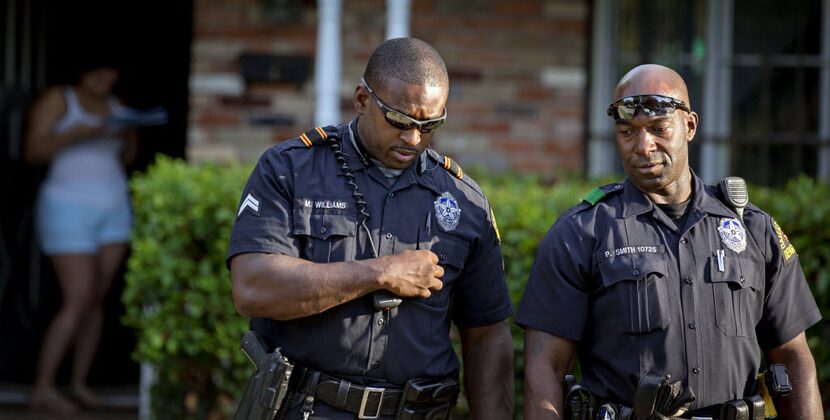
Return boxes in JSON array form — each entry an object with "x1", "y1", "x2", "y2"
[{"x1": 24, "y1": 62, "x2": 137, "y2": 415}]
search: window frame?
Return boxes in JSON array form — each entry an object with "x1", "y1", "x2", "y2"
[{"x1": 589, "y1": 0, "x2": 830, "y2": 183}]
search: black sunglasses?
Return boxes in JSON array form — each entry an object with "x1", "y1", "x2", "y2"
[
  {"x1": 361, "y1": 78, "x2": 447, "y2": 133},
  {"x1": 607, "y1": 94, "x2": 691, "y2": 121}
]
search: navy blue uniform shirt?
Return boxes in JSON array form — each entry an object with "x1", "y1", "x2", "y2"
[
  {"x1": 516, "y1": 173, "x2": 820, "y2": 408},
  {"x1": 228, "y1": 121, "x2": 512, "y2": 387}
]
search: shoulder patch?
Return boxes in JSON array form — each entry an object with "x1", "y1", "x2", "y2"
[
  {"x1": 489, "y1": 207, "x2": 501, "y2": 244},
  {"x1": 298, "y1": 125, "x2": 338, "y2": 148},
  {"x1": 771, "y1": 218, "x2": 797, "y2": 264},
  {"x1": 582, "y1": 183, "x2": 624, "y2": 205}
]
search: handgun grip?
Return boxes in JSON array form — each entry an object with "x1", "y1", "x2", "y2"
[{"x1": 241, "y1": 330, "x2": 269, "y2": 368}]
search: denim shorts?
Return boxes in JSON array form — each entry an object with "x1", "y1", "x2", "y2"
[{"x1": 36, "y1": 188, "x2": 132, "y2": 255}]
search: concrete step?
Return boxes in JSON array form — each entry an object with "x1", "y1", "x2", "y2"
[{"x1": 0, "y1": 383, "x2": 138, "y2": 419}]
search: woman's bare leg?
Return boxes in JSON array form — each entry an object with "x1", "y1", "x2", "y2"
[
  {"x1": 31, "y1": 253, "x2": 96, "y2": 414},
  {"x1": 70, "y1": 242, "x2": 129, "y2": 407}
]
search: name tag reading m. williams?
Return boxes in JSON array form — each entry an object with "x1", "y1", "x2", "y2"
[{"x1": 301, "y1": 199, "x2": 348, "y2": 210}]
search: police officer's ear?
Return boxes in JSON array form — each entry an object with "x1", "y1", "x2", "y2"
[
  {"x1": 353, "y1": 84, "x2": 371, "y2": 115},
  {"x1": 684, "y1": 110, "x2": 700, "y2": 143}
]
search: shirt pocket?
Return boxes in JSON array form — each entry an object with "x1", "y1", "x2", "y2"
[
  {"x1": 293, "y1": 209, "x2": 357, "y2": 263},
  {"x1": 599, "y1": 253, "x2": 672, "y2": 334},
  {"x1": 417, "y1": 233, "x2": 469, "y2": 307},
  {"x1": 708, "y1": 254, "x2": 762, "y2": 337}
]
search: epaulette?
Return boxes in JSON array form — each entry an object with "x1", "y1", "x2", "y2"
[
  {"x1": 426, "y1": 148, "x2": 463, "y2": 180},
  {"x1": 582, "y1": 182, "x2": 624, "y2": 205},
  {"x1": 298, "y1": 125, "x2": 339, "y2": 147}
]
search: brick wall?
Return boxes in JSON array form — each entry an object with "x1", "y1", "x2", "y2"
[{"x1": 189, "y1": 0, "x2": 589, "y2": 177}]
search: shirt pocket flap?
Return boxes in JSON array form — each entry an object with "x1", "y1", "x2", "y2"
[
  {"x1": 709, "y1": 254, "x2": 761, "y2": 290},
  {"x1": 599, "y1": 253, "x2": 668, "y2": 288},
  {"x1": 293, "y1": 209, "x2": 356, "y2": 239},
  {"x1": 432, "y1": 234, "x2": 469, "y2": 270}
]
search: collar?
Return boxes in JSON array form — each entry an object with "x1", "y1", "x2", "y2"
[
  {"x1": 345, "y1": 118, "x2": 434, "y2": 181},
  {"x1": 621, "y1": 170, "x2": 736, "y2": 219},
  {"x1": 337, "y1": 119, "x2": 369, "y2": 171}
]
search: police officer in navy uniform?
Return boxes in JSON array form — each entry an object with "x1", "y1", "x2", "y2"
[
  {"x1": 518, "y1": 64, "x2": 823, "y2": 419},
  {"x1": 228, "y1": 37, "x2": 514, "y2": 419}
]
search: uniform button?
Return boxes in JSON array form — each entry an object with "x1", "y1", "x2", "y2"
[
  {"x1": 388, "y1": 192, "x2": 394, "y2": 197},
  {"x1": 320, "y1": 227, "x2": 327, "y2": 234},
  {"x1": 372, "y1": 362, "x2": 380, "y2": 369},
  {"x1": 377, "y1": 318, "x2": 385, "y2": 325},
  {"x1": 692, "y1": 367, "x2": 700, "y2": 374},
  {"x1": 684, "y1": 277, "x2": 693, "y2": 285},
  {"x1": 680, "y1": 237, "x2": 687, "y2": 244},
  {"x1": 688, "y1": 323, "x2": 696, "y2": 330},
  {"x1": 740, "y1": 276, "x2": 745, "y2": 282},
  {"x1": 385, "y1": 232, "x2": 392, "y2": 239},
  {"x1": 632, "y1": 269, "x2": 640, "y2": 276}
]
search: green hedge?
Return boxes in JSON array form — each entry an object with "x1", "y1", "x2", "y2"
[
  {"x1": 123, "y1": 158, "x2": 830, "y2": 418},
  {"x1": 751, "y1": 177, "x2": 830, "y2": 396},
  {"x1": 122, "y1": 156, "x2": 253, "y2": 418}
]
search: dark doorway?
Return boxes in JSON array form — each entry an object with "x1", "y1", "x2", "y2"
[{"x1": 0, "y1": 0, "x2": 192, "y2": 392}]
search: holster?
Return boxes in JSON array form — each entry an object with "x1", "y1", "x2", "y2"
[
  {"x1": 632, "y1": 372, "x2": 694, "y2": 419},
  {"x1": 756, "y1": 363, "x2": 791, "y2": 419},
  {"x1": 395, "y1": 377, "x2": 460, "y2": 420},
  {"x1": 563, "y1": 374, "x2": 594, "y2": 420},
  {"x1": 235, "y1": 331, "x2": 295, "y2": 420}
]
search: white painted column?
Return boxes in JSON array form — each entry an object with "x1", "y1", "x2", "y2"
[
  {"x1": 700, "y1": 0, "x2": 734, "y2": 183},
  {"x1": 138, "y1": 363, "x2": 156, "y2": 420},
  {"x1": 386, "y1": 0, "x2": 411, "y2": 39},
  {"x1": 314, "y1": 0, "x2": 342, "y2": 126},
  {"x1": 818, "y1": 0, "x2": 830, "y2": 180},
  {"x1": 587, "y1": 0, "x2": 617, "y2": 178}
]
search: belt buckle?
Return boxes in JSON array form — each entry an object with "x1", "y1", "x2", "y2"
[{"x1": 358, "y1": 386, "x2": 385, "y2": 419}]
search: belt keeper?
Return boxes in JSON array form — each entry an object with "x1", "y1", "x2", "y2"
[
  {"x1": 301, "y1": 371, "x2": 321, "y2": 416},
  {"x1": 301, "y1": 371, "x2": 321, "y2": 396},
  {"x1": 335, "y1": 379, "x2": 351, "y2": 408}
]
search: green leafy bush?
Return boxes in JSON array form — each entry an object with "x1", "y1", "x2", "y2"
[
  {"x1": 122, "y1": 156, "x2": 253, "y2": 418},
  {"x1": 123, "y1": 158, "x2": 830, "y2": 418},
  {"x1": 751, "y1": 176, "x2": 830, "y2": 410},
  {"x1": 478, "y1": 174, "x2": 601, "y2": 413}
]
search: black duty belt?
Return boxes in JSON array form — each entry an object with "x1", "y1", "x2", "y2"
[
  {"x1": 314, "y1": 373, "x2": 403, "y2": 419},
  {"x1": 597, "y1": 398, "x2": 766, "y2": 420}
]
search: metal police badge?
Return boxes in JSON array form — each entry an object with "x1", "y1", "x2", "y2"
[
  {"x1": 718, "y1": 217, "x2": 747, "y2": 253},
  {"x1": 434, "y1": 192, "x2": 461, "y2": 232}
]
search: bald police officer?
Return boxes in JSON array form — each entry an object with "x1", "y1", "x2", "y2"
[
  {"x1": 518, "y1": 64, "x2": 823, "y2": 419},
  {"x1": 228, "y1": 37, "x2": 514, "y2": 419}
]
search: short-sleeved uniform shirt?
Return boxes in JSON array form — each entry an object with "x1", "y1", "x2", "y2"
[
  {"x1": 228, "y1": 121, "x2": 512, "y2": 388},
  {"x1": 516, "y1": 174, "x2": 820, "y2": 409}
]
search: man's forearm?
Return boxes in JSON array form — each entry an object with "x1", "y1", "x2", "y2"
[
  {"x1": 766, "y1": 333, "x2": 824, "y2": 419},
  {"x1": 776, "y1": 360, "x2": 823, "y2": 419},
  {"x1": 524, "y1": 345, "x2": 564, "y2": 418},
  {"x1": 461, "y1": 321, "x2": 514, "y2": 419},
  {"x1": 231, "y1": 253, "x2": 382, "y2": 320},
  {"x1": 524, "y1": 374, "x2": 565, "y2": 420}
]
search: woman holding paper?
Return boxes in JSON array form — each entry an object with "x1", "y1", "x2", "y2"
[{"x1": 24, "y1": 58, "x2": 136, "y2": 414}]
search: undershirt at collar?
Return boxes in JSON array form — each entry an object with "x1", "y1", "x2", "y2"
[
  {"x1": 656, "y1": 199, "x2": 691, "y2": 219},
  {"x1": 348, "y1": 119, "x2": 403, "y2": 184},
  {"x1": 371, "y1": 159, "x2": 404, "y2": 179}
]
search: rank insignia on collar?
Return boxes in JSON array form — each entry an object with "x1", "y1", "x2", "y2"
[
  {"x1": 718, "y1": 217, "x2": 746, "y2": 253},
  {"x1": 434, "y1": 192, "x2": 461, "y2": 232}
]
